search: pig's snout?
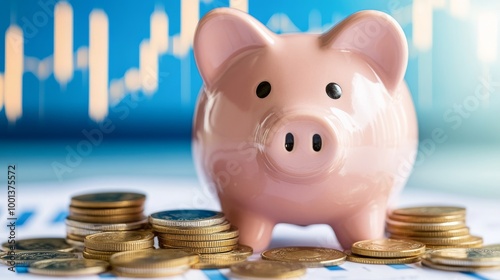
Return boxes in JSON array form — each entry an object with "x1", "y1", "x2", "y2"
[{"x1": 262, "y1": 114, "x2": 339, "y2": 179}]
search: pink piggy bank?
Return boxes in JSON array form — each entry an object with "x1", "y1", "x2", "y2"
[{"x1": 192, "y1": 8, "x2": 417, "y2": 251}]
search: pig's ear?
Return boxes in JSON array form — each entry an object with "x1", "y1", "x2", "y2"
[
  {"x1": 194, "y1": 8, "x2": 275, "y2": 87},
  {"x1": 320, "y1": 11, "x2": 408, "y2": 93}
]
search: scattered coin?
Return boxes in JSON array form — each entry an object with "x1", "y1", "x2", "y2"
[
  {"x1": 261, "y1": 246, "x2": 346, "y2": 267},
  {"x1": 84, "y1": 231, "x2": 154, "y2": 252},
  {"x1": 110, "y1": 249, "x2": 198, "y2": 277},
  {"x1": 28, "y1": 259, "x2": 109, "y2": 276},
  {"x1": 425, "y1": 248, "x2": 500, "y2": 267},
  {"x1": 0, "y1": 251, "x2": 78, "y2": 267},
  {"x1": 71, "y1": 192, "x2": 145, "y2": 208},
  {"x1": 421, "y1": 258, "x2": 500, "y2": 272},
  {"x1": 483, "y1": 244, "x2": 500, "y2": 250},
  {"x1": 344, "y1": 250, "x2": 421, "y2": 265},
  {"x1": 149, "y1": 209, "x2": 225, "y2": 227},
  {"x1": 192, "y1": 258, "x2": 245, "y2": 269},
  {"x1": 351, "y1": 239, "x2": 425, "y2": 258},
  {"x1": 1, "y1": 238, "x2": 73, "y2": 252},
  {"x1": 230, "y1": 260, "x2": 306, "y2": 278},
  {"x1": 199, "y1": 244, "x2": 253, "y2": 261}
]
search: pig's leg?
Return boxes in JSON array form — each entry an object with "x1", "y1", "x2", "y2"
[
  {"x1": 331, "y1": 204, "x2": 386, "y2": 249},
  {"x1": 223, "y1": 207, "x2": 275, "y2": 252}
]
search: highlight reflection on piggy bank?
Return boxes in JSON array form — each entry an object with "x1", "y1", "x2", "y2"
[{"x1": 192, "y1": 8, "x2": 418, "y2": 251}]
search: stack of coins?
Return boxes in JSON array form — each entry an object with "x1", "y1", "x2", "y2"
[
  {"x1": 83, "y1": 231, "x2": 154, "y2": 261},
  {"x1": 261, "y1": 247, "x2": 346, "y2": 267},
  {"x1": 421, "y1": 248, "x2": 500, "y2": 272},
  {"x1": 65, "y1": 192, "x2": 148, "y2": 248},
  {"x1": 386, "y1": 206, "x2": 483, "y2": 249},
  {"x1": 150, "y1": 209, "x2": 249, "y2": 268},
  {"x1": 110, "y1": 249, "x2": 199, "y2": 277},
  {"x1": 346, "y1": 239, "x2": 425, "y2": 264}
]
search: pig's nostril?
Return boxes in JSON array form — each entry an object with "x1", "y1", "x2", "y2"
[
  {"x1": 312, "y1": 134, "x2": 322, "y2": 152},
  {"x1": 285, "y1": 133, "x2": 294, "y2": 152}
]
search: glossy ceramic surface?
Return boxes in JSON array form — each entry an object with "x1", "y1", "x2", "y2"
[{"x1": 192, "y1": 8, "x2": 418, "y2": 251}]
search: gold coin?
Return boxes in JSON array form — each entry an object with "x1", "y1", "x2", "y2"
[
  {"x1": 159, "y1": 237, "x2": 239, "y2": 248},
  {"x1": 69, "y1": 205, "x2": 144, "y2": 216},
  {"x1": 71, "y1": 192, "x2": 145, "y2": 208},
  {"x1": 344, "y1": 250, "x2": 421, "y2": 265},
  {"x1": 386, "y1": 218, "x2": 466, "y2": 231},
  {"x1": 112, "y1": 265, "x2": 190, "y2": 278},
  {"x1": 386, "y1": 226, "x2": 470, "y2": 237},
  {"x1": 84, "y1": 231, "x2": 154, "y2": 252},
  {"x1": 392, "y1": 206, "x2": 466, "y2": 217},
  {"x1": 200, "y1": 244, "x2": 253, "y2": 261},
  {"x1": 0, "y1": 251, "x2": 78, "y2": 267},
  {"x1": 66, "y1": 233, "x2": 86, "y2": 242},
  {"x1": 65, "y1": 238, "x2": 84, "y2": 249},
  {"x1": 158, "y1": 226, "x2": 239, "y2": 241},
  {"x1": 68, "y1": 213, "x2": 145, "y2": 223},
  {"x1": 110, "y1": 249, "x2": 199, "y2": 269},
  {"x1": 483, "y1": 244, "x2": 500, "y2": 250},
  {"x1": 192, "y1": 258, "x2": 245, "y2": 269},
  {"x1": 261, "y1": 247, "x2": 346, "y2": 267},
  {"x1": 421, "y1": 258, "x2": 500, "y2": 272},
  {"x1": 66, "y1": 226, "x2": 104, "y2": 236},
  {"x1": 152, "y1": 221, "x2": 231, "y2": 235},
  {"x1": 65, "y1": 218, "x2": 148, "y2": 231},
  {"x1": 28, "y1": 259, "x2": 109, "y2": 276},
  {"x1": 230, "y1": 260, "x2": 306, "y2": 278},
  {"x1": 351, "y1": 239, "x2": 425, "y2": 258},
  {"x1": 160, "y1": 244, "x2": 237, "y2": 254},
  {"x1": 424, "y1": 236, "x2": 484, "y2": 250},
  {"x1": 389, "y1": 213, "x2": 465, "y2": 223},
  {"x1": 1, "y1": 238, "x2": 73, "y2": 252},
  {"x1": 83, "y1": 251, "x2": 112, "y2": 261},
  {"x1": 84, "y1": 248, "x2": 116, "y2": 256},
  {"x1": 425, "y1": 248, "x2": 500, "y2": 267},
  {"x1": 149, "y1": 209, "x2": 225, "y2": 228},
  {"x1": 389, "y1": 234, "x2": 474, "y2": 245}
]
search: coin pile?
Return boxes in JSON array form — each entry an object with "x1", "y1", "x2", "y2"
[
  {"x1": 261, "y1": 247, "x2": 346, "y2": 267},
  {"x1": 65, "y1": 192, "x2": 148, "y2": 248},
  {"x1": 421, "y1": 248, "x2": 500, "y2": 272},
  {"x1": 28, "y1": 259, "x2": 109, "y2": 277},
  {"x1": 387, "y1": 206, "x2": 483, "y2": 249},
  {"x1": 110, "y1": 249, "x2": 199, "y2": 277},
  {"x1": 83, "y1": 231, "x2": 154, "y2": 261},
  {"x1": 150, "y1": 209, "x2": 250, "y2": 268},
  {"x1": 346, "y1": 239, "x2": 425, "y2": 264}
]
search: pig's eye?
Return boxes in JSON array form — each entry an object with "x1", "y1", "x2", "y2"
[
  {"x1": 256, "y1": 81, "x2": 271, "y2": 98},
  {"x1": 326, "y1": 83, "x2": 342, "y2": 99}
]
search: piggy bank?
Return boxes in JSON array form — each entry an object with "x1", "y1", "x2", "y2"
[{"x1": 192, "y1": 8, "x2": 417, "y2": 251}]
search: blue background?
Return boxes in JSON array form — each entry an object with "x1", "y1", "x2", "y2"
[{"x1": 0, "y1": 0, "x2": 499, "y2": 197}]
